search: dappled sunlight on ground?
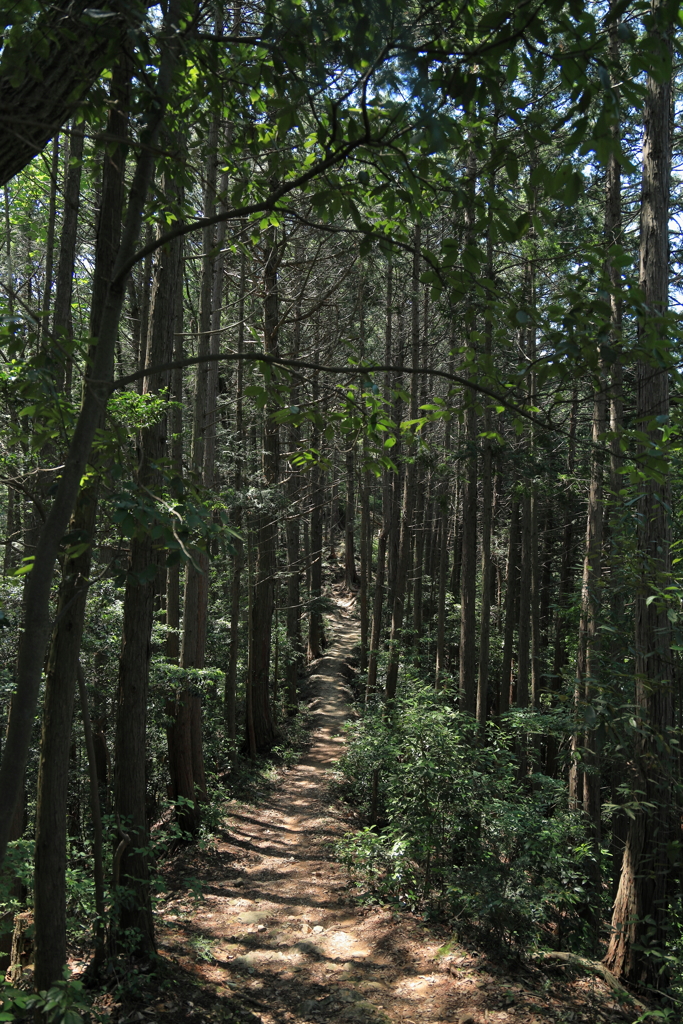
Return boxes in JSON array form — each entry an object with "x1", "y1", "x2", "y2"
[{"x1": 152, "y1": 601, "x2": 643, "y2": 1024}]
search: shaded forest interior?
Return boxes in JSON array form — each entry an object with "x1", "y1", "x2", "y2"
[{"x1": 0, "y1": 0, "x2": 683, "y2": 1015}]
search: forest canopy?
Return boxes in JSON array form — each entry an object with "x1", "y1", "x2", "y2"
[{"x1": 0, "y1": 0, "x2": 682, "y2": 1008}]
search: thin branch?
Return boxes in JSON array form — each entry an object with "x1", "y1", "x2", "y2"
[{"x1": 111, "y1": 350, "x2": 566, "y2": 435}]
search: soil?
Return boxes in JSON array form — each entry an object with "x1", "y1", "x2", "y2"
[{"x1": 98, "y1": 599, "x2": 647, "y2": 1024}]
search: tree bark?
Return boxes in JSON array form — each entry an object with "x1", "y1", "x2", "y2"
[
  {"x1": 0, "y1": 0, "x2": 181, "y2": 868},
  {"x1": 459, "y1": 148, "x2": 478, "y2": 716},
  {"x1": 0, "y1": 1, "x2": 127, "y2": 186},
  {"x1": 284, "y1": 259, "x2": 303, "y2": 710},
  {"x1": 385, "y1": 225, "x2": 420, "y2": 701},
  {"x1": 500, "y1": 500, "x2": 519, "y2": 716},
  {"x1": 33, "y1": 60, "x2": 130, "y2": 989},
  {"x1": 344, "y1": 445, "x2": 357, "y2": 589},
  {"x1": 40, "y1": 135, "x2": 59, "y2": 344},
  {"x1": 434, "y1": 411, "x2": 451, "y2": 690},
  {"x1": 476, "y1": 163, "x2": 496, "y2": 724},
  {"x1": 250, "y1": 228, "x2": 279, "y2": 749},
  {"x1": 359, "y1": 463, "x2": 370, "y2": 672},
  {"x1": 606, "y1": 0, "x2": 673, "y2": 985},
  {"x1": 116, "y1": 156, "x2": 183, "y2": 948},
  {"x1": 367, "y1": 527, "x2": 387, "y2": 697},
  {"x1": 308, "y1": 356, "x2": 325, "y2": 661},
  {"x1": 226, "y1": 235, "x2": 246, "y2": 738},
  {"x1": 166, "y1": 286, "x2": 184, "y2": 664},
  {"x1": 367, "y1": 258, "x2": 394, "y2": 689},
  {"x1": 53, "y1": 124, "x2": 84, "y2": 395}
]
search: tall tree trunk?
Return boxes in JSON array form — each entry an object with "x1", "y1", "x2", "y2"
[
  {"x1": 545, "y1": 389, "x2": 578, "y2": 776},
  {"x1": 116, "y1": 158, "x2": 183, "y2": 949},
  {"x1": 412, "y1": 469, "x2": 425, "y2": 643},
  {"x1": 569, "y1": 367, "x2": 606, "y2": 947},
  {"x1": 284, "y1": 261, "x2": 303, "y2": 710},
  {"x1": 459, "y1": 395, "x2": 477, "y2": 713},
  {"x1": 551, "y1": 387, "x2": 579, "y2": 682},
  {"x1": 387, "y1": 294, "x2": 403, "y2": 616},
  {"x1": 308, "y1": 355, "x2": 325, "y2": 660},
  {"x1": 434, "y1": 397, "x2": 452, "y2": 688},
  {"x1": 605, "y1": 13, "x2": 628, "y2": 889},
  {"x1": 459, "y1": 148, "x2": 478, "y2": 716},
  {"x1": 477, "y1": 158, "x2": 496, "y2": 724},
  {"x1": 178, "y1": 122, "x2": 225, "y2": 800},
  {"x1": 166, "y1": 285, "x2": 184, "y2": 664},
  {"x1": 181, "y1": 117, "x2": 218, "y2": 671},
  {"x1": 606, "y1": 0, "x2": 673, "y2": 985},
  {"x1": 344, "y1": 445, "x2": 357, "y2": 589},
  {"x1": 517, "y1": 489, "x2": 531, "y2": 709},
  {"x1": 500, "y1": 500, "x2": 520, "y2": 716},
  {"x1": 368, "y1": 258, "x2": 394, "y2": 690},
  {"x1": 226, "y1": 233, "x2": 246, "y2": 740},
  {"x1": 250, "y1": 228, "x2": 279, "y2": 749},
  {"x1": 33, "y1": 61, "x2": 130, "y2": 989},
  {"x1": 385, "y1": 225, "x2": 420, "y2": 701},
  {"x1": 40, "y1": 135, "x2": 59, "y2": 344},
  {"x1": 367, "y1": 526, "x2": 387, "y2": 697},
  {"x1": 525, "y1": 249, "x2": 541, "y2": 708},
  {"x1": 0, "y1": 0, "x2": 180, "y2": 866},
  {"x1": 359, "y1": 460, "x2": 370, "y2": 670},
  {"x1": 53, "y1": 124, "x2": 84, "y2": 395},
  {"x1": 3, "y1": 478, "x2": 17, "y2": 574}
]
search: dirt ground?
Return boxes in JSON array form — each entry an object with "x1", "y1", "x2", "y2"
[{"x1": 110, "y1": 601, "x2": 648, "y2": 1024}]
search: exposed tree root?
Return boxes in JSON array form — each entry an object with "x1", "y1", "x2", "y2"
[{"x1": 536, "y1": 951, "x2": 646, "y2": 1011}]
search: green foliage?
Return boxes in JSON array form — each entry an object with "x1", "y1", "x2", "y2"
[
  {"x1": 189, "y1": 933, "x2": 216, "y2": 963},
  {"x1": 337, "y1": 686, "x2": 602, "y2": 952},
  {"x1": 0, "y1": 970, "x2": 91, "y2": 1024}
]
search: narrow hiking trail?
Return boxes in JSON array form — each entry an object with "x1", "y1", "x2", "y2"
[{"x1": 151, "y1": 600, "x2": 642, "y2": 1024}]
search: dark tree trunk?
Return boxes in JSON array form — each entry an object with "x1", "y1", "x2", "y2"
[
  {"x1": 606, "y1": 0, "x2": 674, "y2": 985},
  {"x1": 166, "y1": 287, "x2": 184, "y2": 665},
  {"x1": 226, "y1": 237, "x2": 246, "y2": 740},
  {"x1": 477, "y1": 171, "x2": 496, "y2": 724},
  {"x1": 40, "y1": 135, "x2": 59, "y2": 344},
  {"x1": 53, "y1": 124, "x2": 84, "y2": 396},
  {"x1": 250, "y1": 228, "x2": 280, "y2": 749},
  {"x1": 459, "y1": 148, "x2": 478, "y2": 716},
  {"x1": 116, "y1": 159, "x2": 183, "y2": 947},
  {"x1": 434, "y1": 456, "x2": 451, "y2": 689},
  {"x1": 412, "y1": 470, "x2": 425, "y2": 643},
  {"x1": 284, "y1": 263, "x2": 303, "y2": 710},
  {"x1": 368, "y1": 259, "x2": 394, "y2": 681},
  {"x1": 33, "y1": 62, "x2": 129, "y2": 989},
  {"x1": 367, "y1": 527, "x2": 387, "y2": 698},
  {"x1": 344, "y1": 445, "x2": 357, "y2": 590},
  {"x1": 387, "y1": 291, "x2": 402, "y2": 616},
  {"x1": 0, "y1": 1, "x2": 127, "y2": 186},
  {"x1": 385, "y1": 225, "x2": 420, "y2": 701},
  {"x1": 0, "y1": 2, "x2": 180, "y2": 866},
  {"x1": 500, "y1": 500, "x2": 519, "y2": 716},
  {"x1": 517, "y1": 490, "x2": 531, "y2": 709}
]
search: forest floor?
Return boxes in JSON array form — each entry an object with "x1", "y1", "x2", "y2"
[{"x1": 101, "y1": 596, "x2": 648, "y2": 1024}]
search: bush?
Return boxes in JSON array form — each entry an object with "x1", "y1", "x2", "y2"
[
  {"x1": 336, "y1": 685, "x2": 602, "y2": 952},
  {"x1": 0, "y1": 971, "x2": 92, "y2": 1024}
]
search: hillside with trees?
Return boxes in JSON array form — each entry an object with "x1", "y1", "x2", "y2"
[{"x1": 0, "y1": 0, "x2": 682, "y2": 1016}]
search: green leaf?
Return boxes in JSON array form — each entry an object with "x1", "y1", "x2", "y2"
[{"x1": 62, "y1": 1011, "x2": 84, "y2": 1024}]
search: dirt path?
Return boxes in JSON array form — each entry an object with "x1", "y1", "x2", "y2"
[{"x1": 154, "y1": 602, "x2": 640, "y2": 1024}]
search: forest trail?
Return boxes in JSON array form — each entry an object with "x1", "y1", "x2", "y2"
[{"x1": 153, "y1": 600, "x2": 641, "y2": 1024}]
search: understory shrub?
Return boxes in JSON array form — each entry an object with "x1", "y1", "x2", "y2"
[{"x1": 336, "y1": 685, "x2": 603, "y2": 952}]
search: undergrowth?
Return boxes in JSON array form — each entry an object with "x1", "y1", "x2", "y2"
[{"x1": 335, "y1": 681, "x2": 604, "y2": 955}]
